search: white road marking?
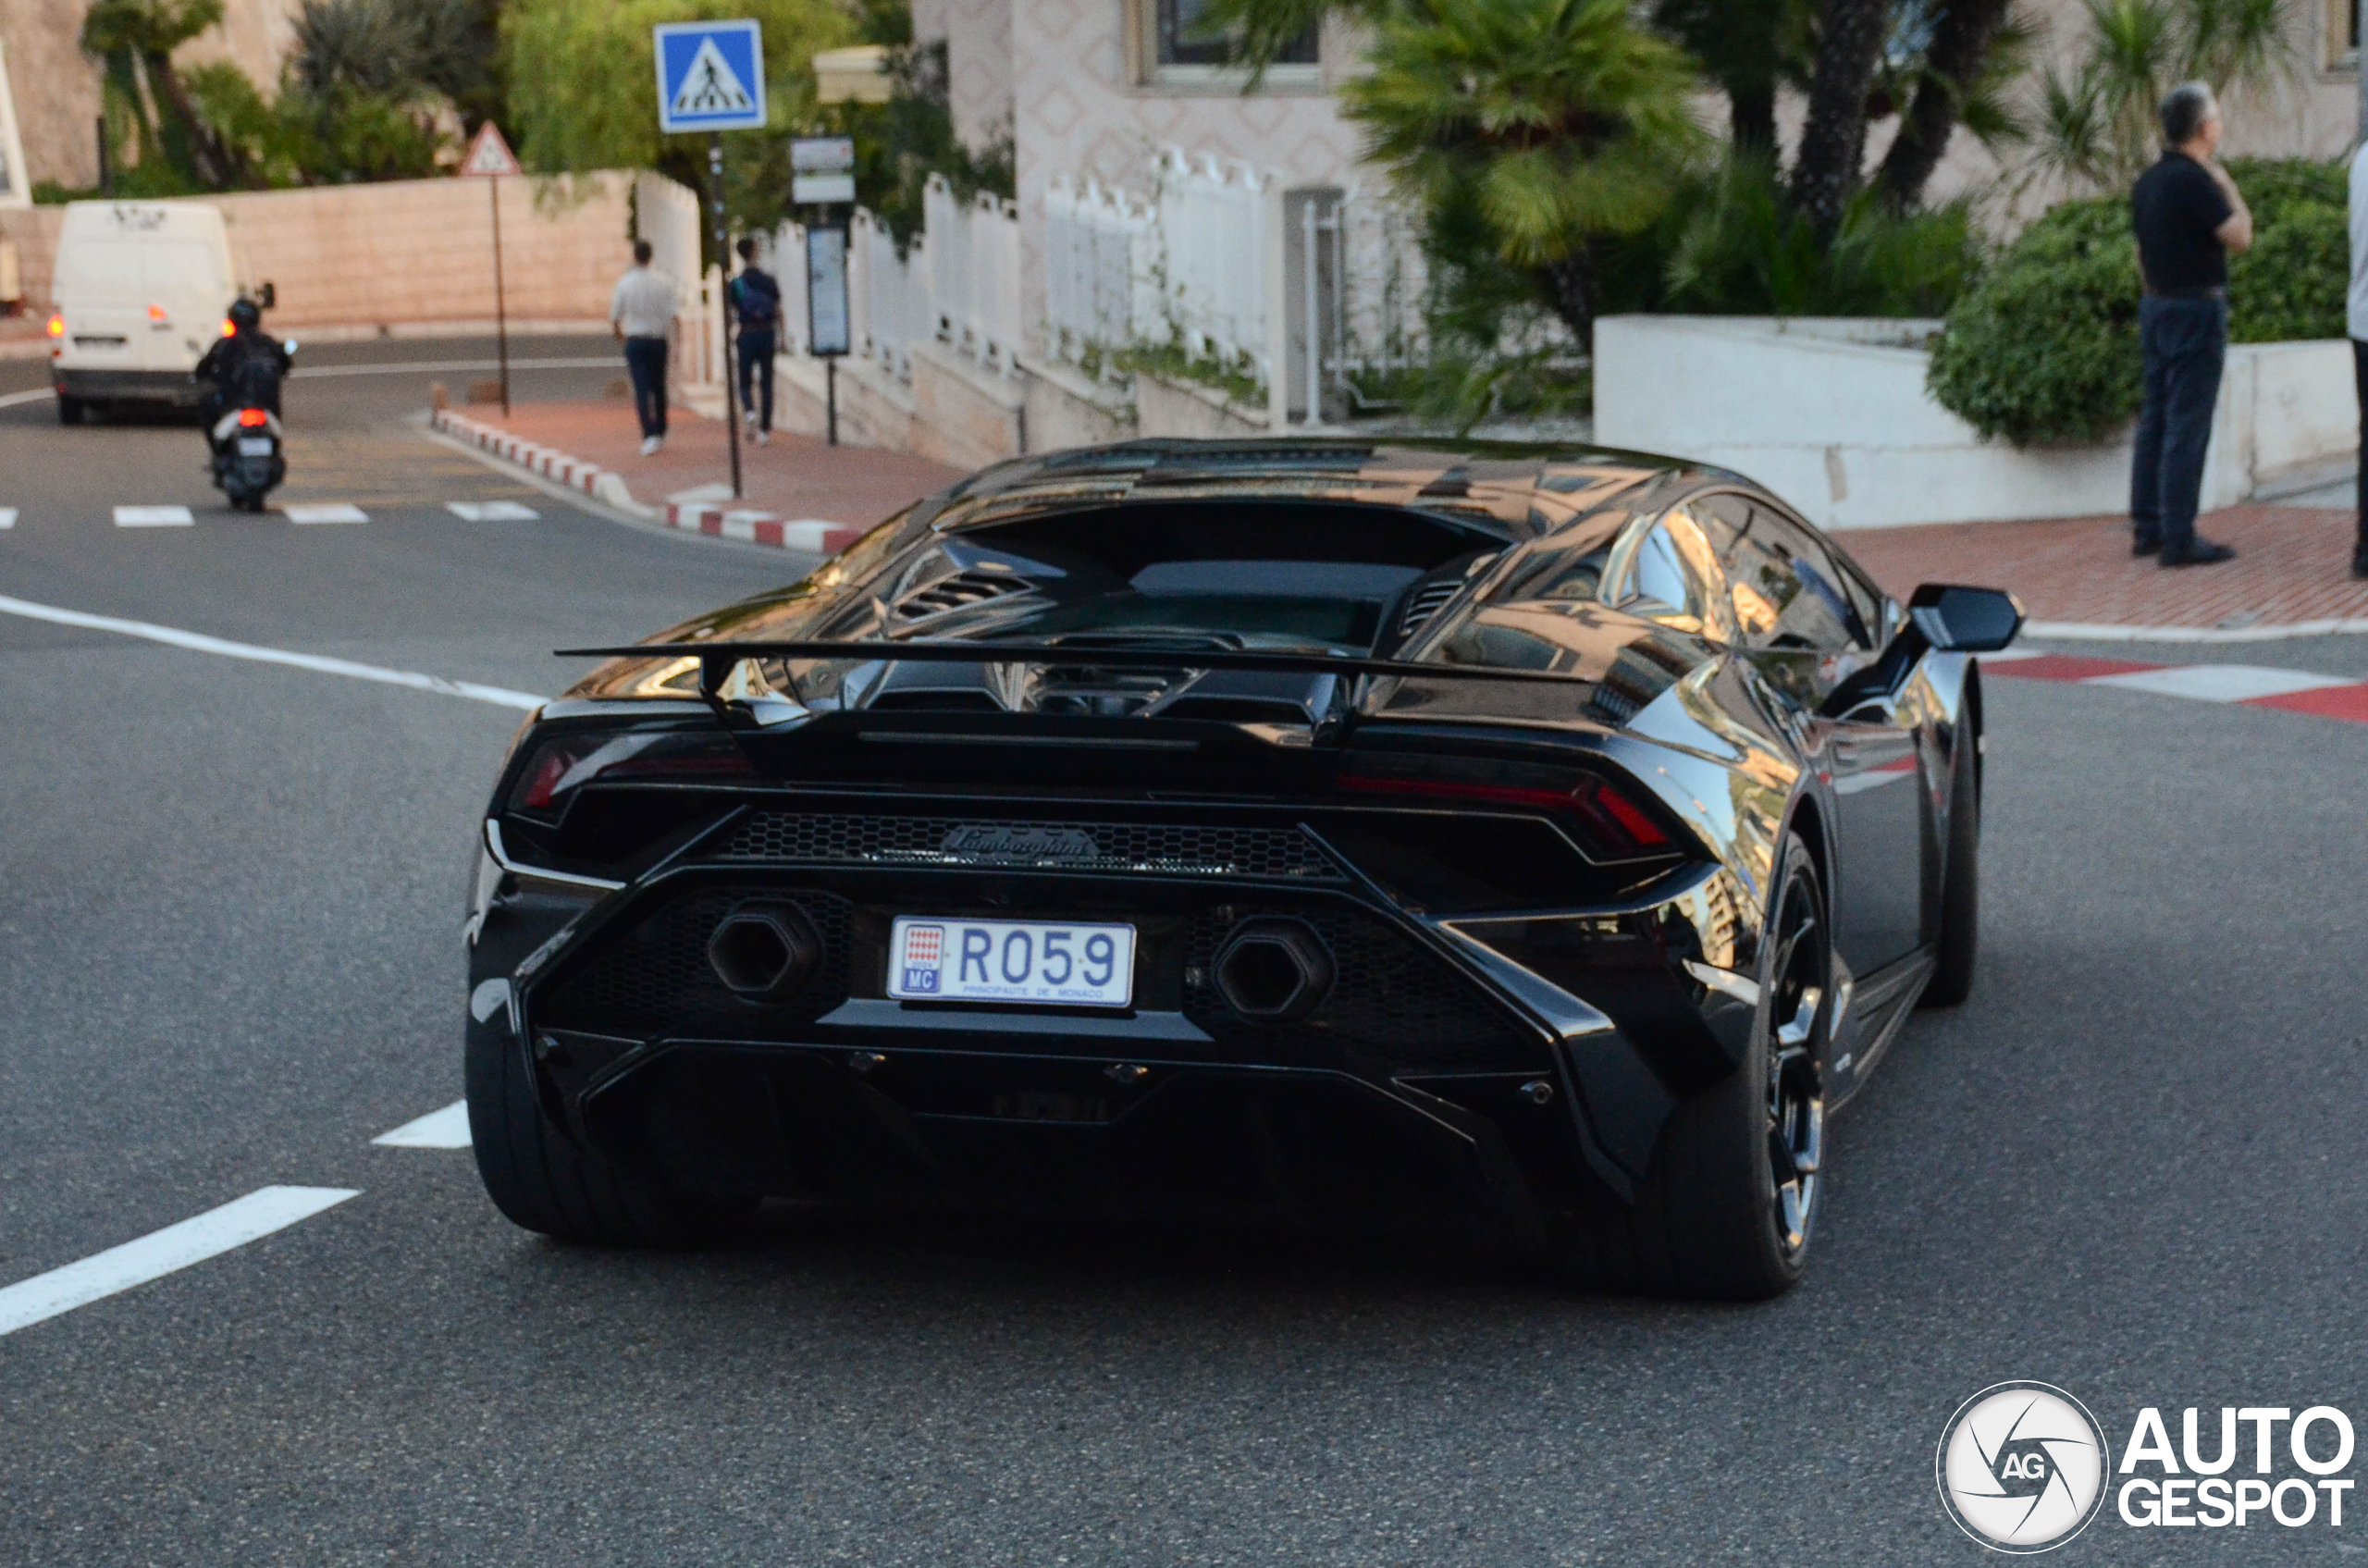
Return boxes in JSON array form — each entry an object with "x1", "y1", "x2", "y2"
[
  {"x1": 0, "y1": 592, "x2": 549, "y2": 710},
  {"x1": 0, "y1": 508, "x2": 16, "y2": 529},
  {"x1": 2086, "y1": 664, "x2": 2358, "y2": 703},
  {"x1": 447, "y1": 500, "x2": 539, "y2": 522},
  {"x1": 0, "y1": 1186, "x2": 359, "y2": 1339},
  {"x1": 115, "y1": 505, "x2": 194, "y2": 527},
  {"x1": 372, "y1": 1100, "x2": 472, "y2": 1149},
  {"x1": 0, "y1": 389, "x2": 52, "y2": 410},
  {"x1": 281, "y1": 502, "x2": 368, "y2": 525}
]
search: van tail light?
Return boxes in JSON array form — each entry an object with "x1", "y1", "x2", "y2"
[
  {"x1": 508, "y1": 730, "x2": 760, "y2": 824},
  {"x1": 237, "y1": 407, "x2": 270, "y2": 427},
  {"x1": 148, "y1": 303, "x2": 169, "y2": 323},
  {"x1": 1335, "y1": 769, "x2": 1676, "y2": 858},
  {"x1": 46, "y1": 313, "x2": 64, "y2": 338}
]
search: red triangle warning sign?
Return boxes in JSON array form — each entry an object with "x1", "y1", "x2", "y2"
[{"x1": 461, "y1": 122, "x2": 521, "y2": 179}]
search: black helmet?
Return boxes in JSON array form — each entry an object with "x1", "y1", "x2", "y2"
[{"x1": 228, "y1": 298, "x2": 262, "y2": 331}]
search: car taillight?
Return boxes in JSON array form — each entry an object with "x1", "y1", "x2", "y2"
[
  {"x1": 46, "y1": 313, "x2": 64, "y2": 338},
  {"x1": 148, "y1": 303, "x2": 169, "y2": 323},
  {"x1": 237, "y1": 407, "x2": 269, "y2": 427},
  {"x1": 507, "y1": 730, "x2": 759, "y2": 824},
  {"x1": 1336, "y1": 770, "x2": 1674, "y2": 857}
]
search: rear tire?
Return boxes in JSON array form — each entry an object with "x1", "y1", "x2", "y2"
[
  {"x1": 56, "y1": 395, "x2": 83, "y2": 426},
  {"x1": 1560, "y1": 833, "x2": 1829, "y2": 1301},
  {"x1": 1920, "y1": 721, "x2": 1981, "y2": 1008},
  {"x1": 465, "y1": 1022, "x2": 757, "y2": 1248}
]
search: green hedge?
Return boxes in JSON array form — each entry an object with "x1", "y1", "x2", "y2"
[{"x1": 1927, "y1": 158, "x2": 2350, "y2": 447}]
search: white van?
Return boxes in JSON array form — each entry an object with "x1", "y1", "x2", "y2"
[{"x1": 47, "y1": 202, "x2": 266, "y2": 423}]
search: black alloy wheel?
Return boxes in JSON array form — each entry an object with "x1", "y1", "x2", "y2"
[
  {"x1": 1563, "y1": 832, "x2": 1831, "y2": 1300},
  {"x1": 1761, "y1": 858, "x2": 1827, "y2": 1262},
  {"x1": 1920, "y1": 710, "x2": 1982, "y2": 1007}
]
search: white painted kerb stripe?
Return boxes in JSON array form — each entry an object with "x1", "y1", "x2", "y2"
[
  {"x1": 0, "y1": 1186, "x2": 359, "y2": 1338},
  {"x1": 0, "y1": 592, "x2": 548, "y2": 710},
  {"x1": 372, "y1": 1100, "x2": 472, "y2": 1149}
]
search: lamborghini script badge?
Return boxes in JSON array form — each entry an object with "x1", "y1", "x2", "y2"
[{"x1": 942, "y1": 825, "x2": 1100, "y2": 862}]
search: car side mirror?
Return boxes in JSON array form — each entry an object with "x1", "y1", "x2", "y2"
[
  {"x1": 1906, "y1": 583, "x2": 2023, "y2": 653},
  {"x1": 257, "y1": 281, "x2": 276, "y2": 309}
]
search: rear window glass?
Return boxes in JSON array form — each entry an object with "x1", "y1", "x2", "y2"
[
  {"x1": 833, "y1": 500, "x2": 1503, "y2": 654},
  {"x1": 146, "y1": 241, "x2": 225, "y2": 298},
  {"x1": 58, "y1": 243, "x2": 143, "y2": 298}
]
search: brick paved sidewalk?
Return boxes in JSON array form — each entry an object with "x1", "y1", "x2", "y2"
[
  {"x1": 451, "y1": 397, "x2": 964, "y2": 536},
  {"x1": 1840, "y1": 503, "x2": 2366, "y2": 633}
]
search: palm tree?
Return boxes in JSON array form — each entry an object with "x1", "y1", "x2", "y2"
[
  {"x1": 2036, "y1": 0, "x2": 2300, "y2": 190},
  {"x1": 80, "y1": 0, "x2": 236, "y2": 188},
  {"x1": 1342, "y1": 0, "x2": 1708, "y2": 348}
]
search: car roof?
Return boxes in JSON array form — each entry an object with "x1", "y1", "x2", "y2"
[{"x1": 915, "y1": 438, "x2": 1706, "y2": 542}]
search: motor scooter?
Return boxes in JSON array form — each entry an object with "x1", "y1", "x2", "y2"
[{"x1": 205, "y1": 340, "x2": 296, "y2": 512}]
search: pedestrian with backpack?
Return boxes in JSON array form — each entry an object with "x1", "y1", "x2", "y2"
[{"x1": 730, "y1": 237, "x2": 782, "y2": 446}]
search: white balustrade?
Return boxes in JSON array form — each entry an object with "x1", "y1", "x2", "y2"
[
  {"x1": 1043, "y1": 176, "x2": 1152, "y2": 368},
  {"x1": 1150, "y1": 149, "x2": 1271, "y2": 377},
  {"x1": 924, "y1": 175, "x2": 1023, "y2": 373}
]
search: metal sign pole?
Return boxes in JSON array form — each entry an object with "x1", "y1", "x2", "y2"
[
  {"x1": 489, "y1": 175, "x2": 510, "y2": 417},
  {"x1": 827, "y1": 355, "x2": 837, "y2": 446},
  {"x1": 711, "y1": 133, "x2": 742, "y2": 500}
]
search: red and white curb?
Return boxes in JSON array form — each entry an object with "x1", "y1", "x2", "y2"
[
  {"x1": 431, "y1": 407, "x2": 859, "y2": 556},
  {"x1": 431, "y1": 408, "x2": 634, "y2": 509},
  {"x1": 1984, "y1": 649, "x2": 2368, "y2": 722},
  {"x1": 660, "y1": 501, "x2": 862, "y2": 554}
]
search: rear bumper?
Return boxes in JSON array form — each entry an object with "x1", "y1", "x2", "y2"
[
  {"x1": 468, "y1": 817, "x2": 1765, "y2": 1228},
  {"x1": 56, "y1": 368, "x2": 203, "y2": 405}
]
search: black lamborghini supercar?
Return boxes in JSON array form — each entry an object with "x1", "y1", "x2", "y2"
[{"x1": 463, "y1": 438, "x2": 2021, "y2": 1299}]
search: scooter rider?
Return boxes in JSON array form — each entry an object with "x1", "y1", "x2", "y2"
[{"x1": 193, "y1": 297, "x2": 290, "y2": 428}]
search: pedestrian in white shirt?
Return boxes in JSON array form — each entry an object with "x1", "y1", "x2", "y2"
[
  {"x1": 2349, "y1": 138, "x2": 2368, "y2": 577},
  {"x1": 610, "y1": 241, "x2": 677, "y2": 456}
]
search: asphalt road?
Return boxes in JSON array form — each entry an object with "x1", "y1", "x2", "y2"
[{"x1": 2, "y1": 348, "x2": 2364, "y2": 1565}]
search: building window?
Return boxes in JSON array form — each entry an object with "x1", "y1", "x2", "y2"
[
  {"x1": 2332, "y1": 0, "x2": 2362, "y2": 68},
  {"x1": 1141, "y1": 0, "x2": 1318, "y2": 86}
]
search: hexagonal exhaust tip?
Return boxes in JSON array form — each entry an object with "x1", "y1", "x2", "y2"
[
  {"x1": 1214, "y1": 918, "x2": 1336, "y2": 1023},
  {"x1": 708, "y1": 901, "x2": 821, "y2": 1000}
]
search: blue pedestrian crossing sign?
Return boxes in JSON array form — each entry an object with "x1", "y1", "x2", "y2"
[{"x1": 653, "y1": 20, "x2": 767, "y2": 134}]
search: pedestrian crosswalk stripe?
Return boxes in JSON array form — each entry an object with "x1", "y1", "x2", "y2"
[
  {"x1": 447, "y1": 500, "x2": 539, "y2": 522},
  {"x1": 280, "y1": 502, "x2": 369, "y2": 525},
  {"x1": 115, "y1": 506, "x2": 194, "y2": 527},
  {"x1": 0, "y1": 508, "x2": 16, "y2": 530},
  {"x1": 372, "y1": 1100, "x2": 472, "y2": 1149}
]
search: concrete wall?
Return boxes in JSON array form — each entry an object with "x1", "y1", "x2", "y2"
[
  {"x1": 1594, "y1": 315, "x2": 2359, "y2": 530},
  {"x1": 0, "y1": 174, "x2": 633, "y2": 329}
]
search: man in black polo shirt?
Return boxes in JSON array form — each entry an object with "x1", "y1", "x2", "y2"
[{"x1": 2129, "y1": 82, "x2": 2253, "y2": 567}]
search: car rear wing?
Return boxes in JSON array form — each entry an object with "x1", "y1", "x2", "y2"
[{"x1": 554, "y1": 639, "x2": 1597, "y2": 698}]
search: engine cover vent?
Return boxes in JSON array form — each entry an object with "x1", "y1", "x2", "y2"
[
  {"x1": 894, "y1": 568, "x2": 1034, "y2": 623},
  {"x1": 1397, "y1": 579, "x2": 1464, "y2": 636}
]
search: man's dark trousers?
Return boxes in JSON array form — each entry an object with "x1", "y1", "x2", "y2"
[
  {"x1": 623, "y1": 336, "x2": 669, "y2": 439},
  {"x1": 737, "y1": 328, "x2": 776, "y2": 433},
  {"x1": 2130, "y1": 294, "x2": 2226, "y2": 555}
]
